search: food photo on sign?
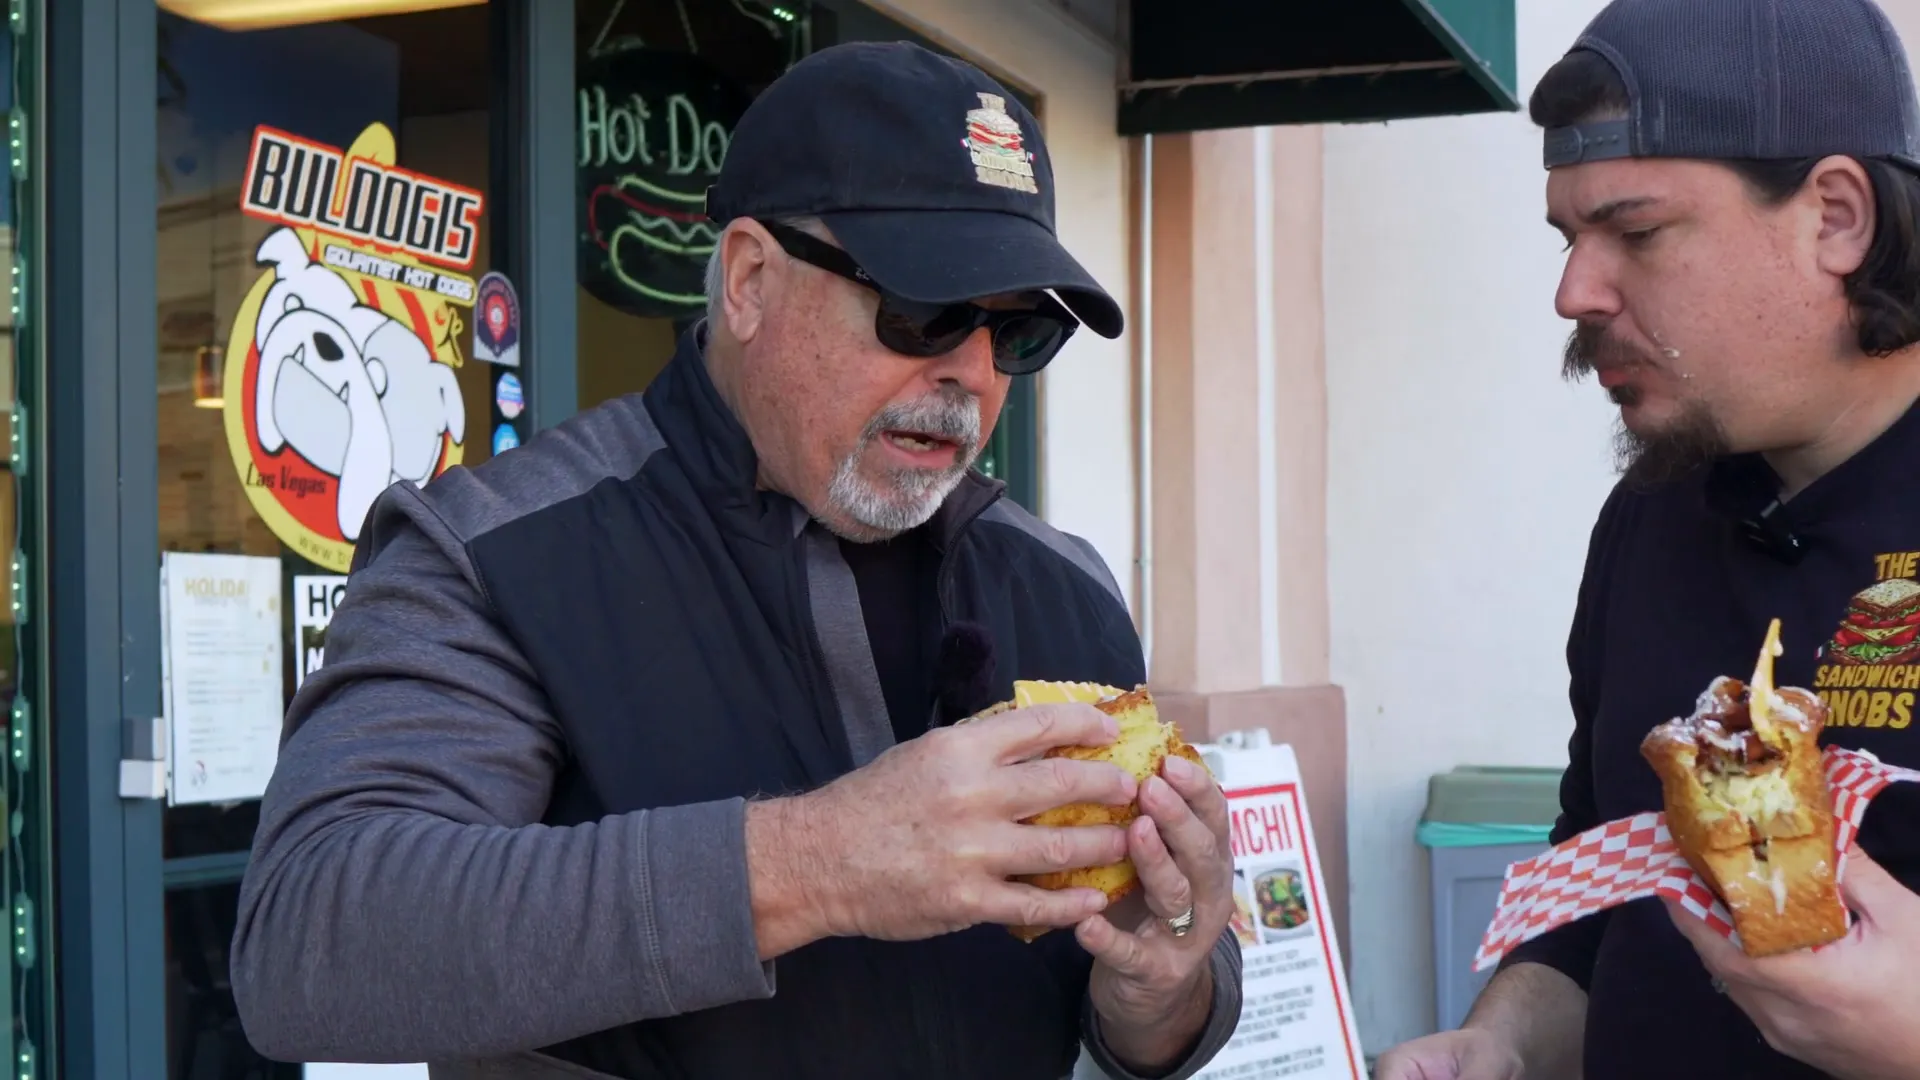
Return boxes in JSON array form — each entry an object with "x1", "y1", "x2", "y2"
[
  {"x1": 221, "y1": 121, "x2": 476, "y2": 572},
  {"x1": 1228, "y1": 870, "x2": 1260, "y2": 949},
  {"x1": 1250, "y1": 865, "x2": 1315, "y2": 943}
]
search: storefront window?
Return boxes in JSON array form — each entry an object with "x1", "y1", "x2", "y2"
[
  {"x1": 573, "y1": 0, "x2": 812, "y2": 409},
  {"x1": 3, "y1": 4, "x2": 53, "y2": 1076},
  {"x1": 153, "y1": 3, "x2": 498, "y2": 1073}
]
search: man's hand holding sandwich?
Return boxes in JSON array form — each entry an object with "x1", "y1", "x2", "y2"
[{"x1": 1663, "y1": 844, "x2": 1920, "y2": 1080}]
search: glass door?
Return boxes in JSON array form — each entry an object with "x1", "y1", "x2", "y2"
[
  {"x1": 152, "y1": 2, "x2": 502, "y2": 1073},
  {"x1": 570, "y1": 0, "x2": 815, "y2": 409}
]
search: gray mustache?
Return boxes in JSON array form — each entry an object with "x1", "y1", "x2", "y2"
[{"x1": 867, "y1": 393, "x2": 982, "y2": 448}]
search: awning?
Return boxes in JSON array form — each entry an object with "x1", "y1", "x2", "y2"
[{"x1": 1118, "y1": 0, "x2": 1519, "y2": 136}]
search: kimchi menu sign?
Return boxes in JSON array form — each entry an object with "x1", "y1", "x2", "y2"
[{"x1": 1191, "y1": 740, "x2": 1364, "y2": 1080}]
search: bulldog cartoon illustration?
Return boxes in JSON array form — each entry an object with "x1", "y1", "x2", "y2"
[{"x1": 250, "y1": 226, "x2": 466, "y2": 543}]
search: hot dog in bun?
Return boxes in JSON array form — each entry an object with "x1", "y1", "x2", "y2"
[{"x1": 1639, "y1": 619, "x2": 1848, "y2": 957}]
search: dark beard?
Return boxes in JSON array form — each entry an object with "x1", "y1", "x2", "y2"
[
  {"x1": 1564, "y1": 324, "x2": 1734, "y2": 489},
  {"x1": 1612, "y1": 404, "x2": 1733, "y2": 489}
]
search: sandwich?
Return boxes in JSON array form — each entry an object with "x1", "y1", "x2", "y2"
[
  {"x1": 1639, "y1": 619, "x2": 1848, "y2": 957},
  {"x1": 1828, "y1": 578, "x2": 1920, "y2": 666},
  {"x1": 961, "y1": 680, "x2": 1208, "y2": 942}
]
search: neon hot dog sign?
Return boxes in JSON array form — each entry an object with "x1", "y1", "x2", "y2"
[{"x1": 576, "y1": 47, "x2": 750, "y2": 320}]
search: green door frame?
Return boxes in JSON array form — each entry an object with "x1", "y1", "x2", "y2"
[
  {"x1": 45, "y1": 0, "x2": 167, "y2": 1073},
  {"x1": 498, "y1": 0, "x2": 579, "y2": 435},
  {"x1": 43, "y1": 0, "x2": 578, "y2": 1072},
  {"x1": 978, "y1": 377, "x2": 1040, "y2": 514}
]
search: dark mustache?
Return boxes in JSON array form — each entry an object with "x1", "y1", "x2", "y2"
[{"x1": 1562, "y1": 322, "x2": 1660, "y2": 381}]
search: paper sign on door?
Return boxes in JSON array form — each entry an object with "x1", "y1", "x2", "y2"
[
  {"x1": 160, "y1": 552, "x2": 285, "y2": 806},
  {"x1": 292, "y1": 574, "x2": 349, "y2": 691}
]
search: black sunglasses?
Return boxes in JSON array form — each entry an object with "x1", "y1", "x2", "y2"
[{"x1": 757, "y1": 219, "x2": 1079, "y2": 376}]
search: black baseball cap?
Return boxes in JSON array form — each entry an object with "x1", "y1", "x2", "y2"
[
  {"x1": 705, "y1": 41, "x2": 1123, "y2": 339},
  {"x1": 1543, "y1": 0, "x2": 1920, "y2": 174}
]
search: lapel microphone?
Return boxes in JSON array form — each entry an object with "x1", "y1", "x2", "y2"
[
  {"x1": 1736, "y1": 497, "x2": 1808, "y2": 565},
  {"x1": 933, "y1": 621, "x2": 996, "y2": 725},
  {"x1": 1708, "y1": 458, "x2": 1808, "y2": 565}
]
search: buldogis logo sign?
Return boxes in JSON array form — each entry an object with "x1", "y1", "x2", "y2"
[{"x1": 225, "y1": 122, "x2": 477, "y2": 572}]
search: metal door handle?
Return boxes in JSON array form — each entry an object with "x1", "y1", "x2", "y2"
[{"x1": 118, "y1": 716, "x2": 166, "y2": 800}]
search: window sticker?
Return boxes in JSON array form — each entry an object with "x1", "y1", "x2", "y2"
[{"x1": 223, "y1": 122, "x2": 480, "y2": 572}]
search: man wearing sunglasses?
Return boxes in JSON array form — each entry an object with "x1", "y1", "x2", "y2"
[{"x1": 233, "y1": 40, "x2": 1242, "y2": 1080}]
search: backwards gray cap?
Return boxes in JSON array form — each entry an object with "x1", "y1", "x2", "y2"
[{"x1": 1544, "y1": 0, "x2": 1920, "y2": 173}]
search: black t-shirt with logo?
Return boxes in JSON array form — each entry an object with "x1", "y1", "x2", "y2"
[{"x1": 1502, "y1": 401, "x2": 1920, "y2": 1079}]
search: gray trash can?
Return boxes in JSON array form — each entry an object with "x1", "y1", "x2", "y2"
[{"x1": 1417, "y1": 765, "x2": 1563, "y2": 1034}]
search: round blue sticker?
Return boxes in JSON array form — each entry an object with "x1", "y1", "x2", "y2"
[
  {"x1": 495, "y1": 371, "x2": 524, "y2": 419},
  {"x1": 492, "y1": 423, "x2": 521, "y2": 455}
]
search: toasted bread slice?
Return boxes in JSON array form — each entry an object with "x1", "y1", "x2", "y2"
[
  {"x1": 963, "y1": 682, "x2": 1209, "y2": 942},
  {"x1": 1640, "y1": 661, "x2": 1848, "y2": 957}
]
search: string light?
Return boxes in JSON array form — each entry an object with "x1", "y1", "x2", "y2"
[
  {"x1": 9, "y1": 552, "x2": 23, "y2": 625},
  {"x1": 7, "y1": 3, "x2": 45, "y2": 1078},
  {"x1": 7, "y1": 110, "x2": 22, "y2": 181},
  {"x1": 8, "y1": 700, "x2": 25, "y2": 772}
]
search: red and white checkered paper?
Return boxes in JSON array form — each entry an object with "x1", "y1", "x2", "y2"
[{"x1": 1473, "y1": 747, "x2": 1920, "y2": 971}]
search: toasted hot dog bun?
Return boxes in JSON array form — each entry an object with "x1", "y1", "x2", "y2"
[{"x1": 1639, "y1": 621, "x2": 1847, "y2": 957}]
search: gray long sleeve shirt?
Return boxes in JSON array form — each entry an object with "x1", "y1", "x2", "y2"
[{"x1": 231, "y1": 386, "x2": 1241, "y2": 1079}]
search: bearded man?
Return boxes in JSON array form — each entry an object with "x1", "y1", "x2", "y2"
[{"x1": 1377, "y1": 1, "x2": 1920, "y2": 1078}]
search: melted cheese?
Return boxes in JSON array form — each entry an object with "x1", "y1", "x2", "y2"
[
  {"x1": 1011, "y1": 681, "x2": 1188, "y2": 782},
  {"x1": 1701, "y1": 726, "x2": 1749, "y2": 755},
  {"x1": 1744, "y1": 859, "x2": 1789, "y2": 914},
  {"x1": 1013, "y1": 680, "x2": 1128, "y2": 707}
]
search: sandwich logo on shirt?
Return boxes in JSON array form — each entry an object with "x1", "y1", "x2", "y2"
[
  {"x1": 1813, "y1": 551, "x2": 1920, "y2": 729},
  {"x1": 963, "y1": 93, "x2": 1039, "y2": 195}
]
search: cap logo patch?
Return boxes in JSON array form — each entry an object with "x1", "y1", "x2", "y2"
[{"x1": 963, "y1": 93, "x2": 1039, "y2": 195}]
